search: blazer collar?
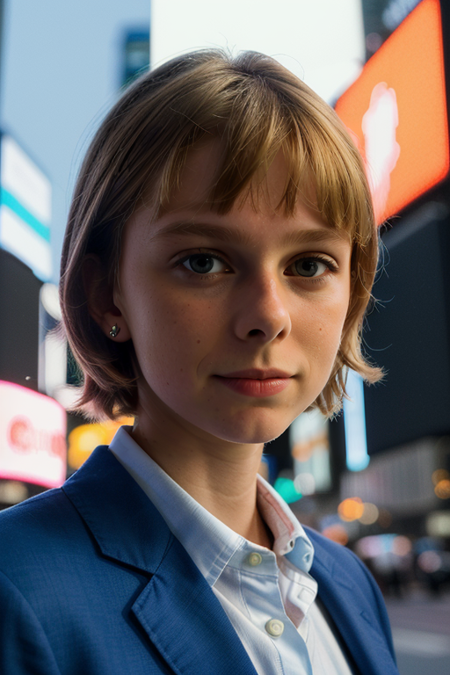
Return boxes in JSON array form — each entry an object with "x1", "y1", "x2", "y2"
[
  {"x1": 306, "y1": 528, "x2": 399, "y2": 675},
  {"x1": 62, "y1": 445, "x2": 258, "y2": 675},
  {"x1": 63, "y1": 445, "x2": 171, "y2": 573}
]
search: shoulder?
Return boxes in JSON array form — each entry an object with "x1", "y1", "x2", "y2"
[
  {"x1": 0, "y1": 485, "x2": 81, "y2": 543},
  {"x1": 0, "y1": 446, "x2": 122, "y2": 590},
  {"x1": 0, "y1": 486, "x2": 90, "y2": 582}
]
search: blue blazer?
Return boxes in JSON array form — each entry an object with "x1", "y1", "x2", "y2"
[{"x1": 0, "y1": 446, "x2": 399, "y2": 675}]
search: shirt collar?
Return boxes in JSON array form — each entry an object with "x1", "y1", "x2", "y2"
[{"x1": 109, "y1": 426, "x2": 314, "y2": 585}]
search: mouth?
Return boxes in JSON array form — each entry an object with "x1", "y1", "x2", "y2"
[
  {"x1": 214, "y1": 369, "x2": 294, "y2": 398},
  {"x1": 217, "y1": 368, "x2": 293, "y2": 380}
]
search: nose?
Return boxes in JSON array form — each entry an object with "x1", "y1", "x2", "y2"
[{"x1": 233, "y1": 273, "x2": 292, "y2": 343}]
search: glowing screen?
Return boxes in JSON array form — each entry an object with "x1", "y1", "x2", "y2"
[
  {"x1": 0, "y1": 381, "x2": 66, "y2": 488},
  {"x1": 335, "y1": 0, "x2": 449, "y2": 223}
]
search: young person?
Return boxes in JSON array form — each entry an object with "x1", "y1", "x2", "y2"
[{"x1": 0, "y1": 50, "x2": 399, "y2": 675}]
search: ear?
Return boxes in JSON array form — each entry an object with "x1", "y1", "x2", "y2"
[{"x1": 82, "y1": 254, "x2": 131, "y2": 343}]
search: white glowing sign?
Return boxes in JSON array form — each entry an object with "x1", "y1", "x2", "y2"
[
  {"x1": 343, "y1": 370, "x2": 369, "y2": 471},
  {"x1": 0, "y1": 135, "x2": 52, "y2": 281},
  {"x1": 290, "y1": 408, "x2": 332, "y2": 493},
  {"x1": 151, "y1": 0, "x2": 365, "y2": 103},
  {"x1": 0, "y1": 381, "x2": 66, "y2": 488}
]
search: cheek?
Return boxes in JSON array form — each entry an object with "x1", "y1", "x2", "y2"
[
  {"x1": 300, "y1": 292, "x2": 349, "y2": 365},
  {"x1": 128, "y1": 289, "x2": 219, "y2": 377}
]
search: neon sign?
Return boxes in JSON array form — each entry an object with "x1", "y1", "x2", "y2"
[{"x1": 0, "y1": 381, "x2": 66, "y2": 488}]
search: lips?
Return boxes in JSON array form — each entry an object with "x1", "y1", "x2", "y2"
[
  {"x1": 218, "y1": 368, "x2": 293, "y2": 380},
  {"x1": 214, "y1": 369, "x2": 293, "y2": 397}
]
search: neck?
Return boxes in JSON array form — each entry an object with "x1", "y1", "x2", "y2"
[{"x1": 131, "y1": 403, "x2": 273, "y2": 549}]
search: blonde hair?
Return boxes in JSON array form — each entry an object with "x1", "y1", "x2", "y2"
[{"x1": 60, "y1": 49, "x2": 382, "y2": 420}]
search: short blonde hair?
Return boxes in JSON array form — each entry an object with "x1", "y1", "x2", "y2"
[{"x1": 60, "y1": 49, "x2": 382, "y2": 420}]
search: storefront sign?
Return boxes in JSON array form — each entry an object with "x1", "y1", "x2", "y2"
[{"x1": 0, "y1": 381, "x2": 66, "y2": 488}]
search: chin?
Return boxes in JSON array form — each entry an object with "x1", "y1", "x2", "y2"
[{"x1": 209, "y1": 410, "x2": 297, "y2": 445}]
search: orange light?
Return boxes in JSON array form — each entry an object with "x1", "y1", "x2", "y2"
[
  {"x1": 68, "y1": 417, "x2": 134, "y2": 470},
  {"x1": 435, "y1": 479, "x2": 450, "y2": 499},
  {"x1": 322, "y1": 524, "x2": 349, "y2": 546},
  {"x1": 432, "y1": 469, "x2": 450, "y2": 486},
  {"x1": 335, "y1": 0, "x2": 449, "y2": 223},
  {"x1": 338, "y1": 497, "x2": 365, "y2": 522}
]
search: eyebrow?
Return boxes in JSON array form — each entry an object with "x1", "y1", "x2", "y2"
[{"x1": 151, "y1": 221, "x2": 349, "y2": 246}]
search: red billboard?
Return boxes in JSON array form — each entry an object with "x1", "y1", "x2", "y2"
[{"x1": 335, "y1": 0, "x2": 449, "y2": 223}]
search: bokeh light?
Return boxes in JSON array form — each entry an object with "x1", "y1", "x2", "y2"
[
  {"x1": 434, "y1": 479, "x2": 450, "y2": 499},
  {"x1": 273, "y1": 477, "x2": 302, "y2": 504},
  {"x1": 417, "y1": 550, "x2": 442, "y2": 574},
  {"x1": 294, "y1": 472, "x2": 316, "y2": 496},
  {"x1": 338, "y1": 497, "x2": 364, "y2": 522},
  {"x1": 432, "y1": 468, "x2": 450, "y2": 485},
  {"x1": 322, "y1": 524, "x2": 349, "y2": 546},
  {"x1": 392, "y1": 535, "x2": 412, "y2": 556},
  {"x1": 359, "y1": 502, "x2": 380, "y2": 525}
]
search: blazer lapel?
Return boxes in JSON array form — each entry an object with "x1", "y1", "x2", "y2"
[
  {"x1": 63, "y1": 446, "x2": 257, "y2": 675},
  {"x1": 132, "y1": 534, "x2": 258, "y2": 675},
  {"x1": 307, "y1": 531, "x2": 399, "y2": 675}
]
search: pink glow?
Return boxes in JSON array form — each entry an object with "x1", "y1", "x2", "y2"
[{"x1": 0, "y1": 381, "x2": 66, "y2": 488}]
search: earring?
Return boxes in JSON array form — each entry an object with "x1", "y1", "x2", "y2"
[{"x1": 109, "y1": 324, "x2": 120, "y2": 338}]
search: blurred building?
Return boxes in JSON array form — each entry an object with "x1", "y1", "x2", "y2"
[
  {"x1": 122, "y1": 29, "x2": 150, "y2": 88},
  {"x1": 0, "y1": 2, "x2": 149, "y2": 509},
  {"x1": 267, "y1": 0, "x2": 450, "y2": 549},
  {"x1": 361, "y1": 0, "x2": 422, "y2": 58},
  {"x1": 0, "y1": 135, "x2": 67, "y2": 509},
  {"x1": 334, "y1": 0, "x2": 450, "y2": 543}
]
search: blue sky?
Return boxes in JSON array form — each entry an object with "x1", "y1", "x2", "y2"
[{"x1": 1, "y1": 0, "x2": 149, "y2": 280}]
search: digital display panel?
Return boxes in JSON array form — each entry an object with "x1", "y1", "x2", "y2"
[
  {"x1": 0, "y1": 135, "x2": 52, "y2": 280},
  {"x1": 151, "y1": 0, "x2": 365, "y2": 104},
  {"x1": 0, "y1": 381, "x2": 66, "y2": 488},
  {"x1": 335, "y1": 0, "x2": 449, "y2": 223}
]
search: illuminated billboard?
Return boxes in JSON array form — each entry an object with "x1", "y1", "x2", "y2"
[
  {"x1": 335, "y1": 0, "x2": 449, "y2": 223},
  {"x1": 151, "y1": 0, "x2": 365, "y2": 103},
  {"x1": 0, "y1": 381, "x2": 66, "y2": 488},
  {"x1": 0, "y1": 135, "x2": 52, "y2": 280}
]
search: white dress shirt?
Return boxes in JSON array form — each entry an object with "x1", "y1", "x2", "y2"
[{"x1": 110, "y1": 426, "x2": 353, "y2": 675}]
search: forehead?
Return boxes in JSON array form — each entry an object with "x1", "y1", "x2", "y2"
[
  {"x1": 131, "y1": 140, "x2": 352, "y2": 251},
  {"x1": 161, "y1": 138, "x2": 317, "y2": 220}
]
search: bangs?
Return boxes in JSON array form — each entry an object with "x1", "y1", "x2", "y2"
[{"x1": 154, "y1": 57, "x2": 373, "y2": 245}]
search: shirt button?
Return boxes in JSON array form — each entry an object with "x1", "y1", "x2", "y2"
[
  {"x1": 265, "y1": 619, "x2": 285, "y2": 638},
  {"x1": 247, "y1": 552, "x2": 263, "y2": 566}
]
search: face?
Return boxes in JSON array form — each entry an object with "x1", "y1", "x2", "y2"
[{"x1": 112, "y1": 141, "x2": 352, "y2": 445}]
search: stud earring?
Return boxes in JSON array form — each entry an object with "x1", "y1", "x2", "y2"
[{"x1": 109, "y1": 324, "x2": 120, "y2": 338}]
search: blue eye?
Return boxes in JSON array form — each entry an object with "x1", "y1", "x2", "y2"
[{"x1": 182, "y1": 253, "x2": 226, "y2": 274}]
